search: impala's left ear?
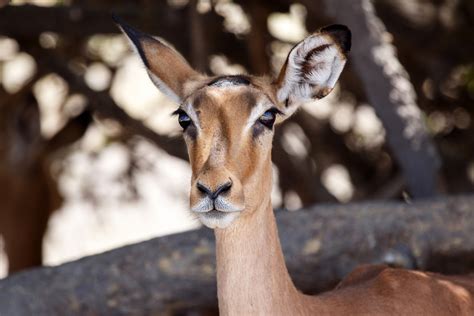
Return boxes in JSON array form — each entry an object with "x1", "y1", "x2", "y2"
[{"x1": 273, "y1": 24, "x2": 351, "y2": 116}]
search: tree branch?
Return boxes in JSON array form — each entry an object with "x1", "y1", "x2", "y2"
[
  {"x1": 0, "y1": 4, "x2": 249, "y2": 70},
  {"x1": 1, "y1": 195, "x2": 473, "y2": 315}
]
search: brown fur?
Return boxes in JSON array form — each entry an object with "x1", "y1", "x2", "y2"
[
  {"x1": 116, "y1": 20, "x2": 474, "y2": 316},
  {"x1": 178, "y1": 78, "x2": 474, "y2": 316}
]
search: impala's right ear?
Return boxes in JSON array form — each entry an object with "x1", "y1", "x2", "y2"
[{"x1": 113, "y1": 16, "x2": 200, "y2": 103}]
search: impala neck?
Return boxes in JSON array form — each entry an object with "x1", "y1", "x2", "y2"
[{"x1": 215, "y1": 198, "x2": 308, "y2": 315}]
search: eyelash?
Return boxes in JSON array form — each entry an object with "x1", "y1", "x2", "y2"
[
  {"x1": 258, "y1": 107, "x2": 282, "y2": 129},
  {"x1": 173, "y1": 109, "x2": 193, "y2": 130},
  {"x1": 267, "y1": 107, "x2": 283, "y2": 116},
  {"x1": 171, "y1": 108, "x2": 185, "y2": 117}
]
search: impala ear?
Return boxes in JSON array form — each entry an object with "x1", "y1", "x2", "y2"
[
  {"x1": 273, "y1": 24, "x2": 351, "y2": 116},
  {"x1": 113, "y1": 16, "x2": 200, "y2": 103}
]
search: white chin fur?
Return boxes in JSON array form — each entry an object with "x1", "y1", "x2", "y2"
[{"x1": 199, "y1": 212, "x2": 240, "y2": 229}]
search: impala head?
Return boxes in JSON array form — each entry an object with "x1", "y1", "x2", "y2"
[{"x1": 115, "y1": 17, "x2": 351, "y2": 229}]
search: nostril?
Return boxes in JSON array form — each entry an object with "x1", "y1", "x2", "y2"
[
  {"x1": 197, "y1": 182, "x2": 212, "y2": 196},
  {"x1": 211, "y1": 180, "x2": 233, "y2": 199},
  {"x1": 197, "y1": 180, "x2": 233, "y2": 199}
]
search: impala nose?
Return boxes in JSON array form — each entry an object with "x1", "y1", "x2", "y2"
[{"x1": 197, "y1": 181, "x2": 233, "y2": 200}]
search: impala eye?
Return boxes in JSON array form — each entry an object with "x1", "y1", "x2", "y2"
[
  {"x1": 173, "y1": 109, "x2": 192, "y2": 130},
  {"x1": 258, "y1": 109, "x2": 279, "y2": 129}
]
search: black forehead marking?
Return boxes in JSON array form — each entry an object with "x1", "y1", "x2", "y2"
[{"x1": 207, "y1": 75, "x2": 251, "y2": 88}]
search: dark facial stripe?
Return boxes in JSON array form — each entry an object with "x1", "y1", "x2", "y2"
[
  {"x1": 192, "y1": 91, "x2": 205, "y2": 109},
  {"x1": 207, "y1": 75, "x2": 251, "y2": 87},
  {"x1": 241, "y1": 90, "x2": 257, "y2": 111},
  {"x1": 252, "y1": 123, "x2": 265, "y2": 138}
]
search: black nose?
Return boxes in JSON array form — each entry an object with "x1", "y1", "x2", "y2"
[{"x1": 197, "y1": 181, "x2": 232, "y2": 200}]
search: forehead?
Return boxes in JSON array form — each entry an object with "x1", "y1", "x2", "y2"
[
  {"x1": 186, "y1": 75, "x2": 275, "y2": 113},
  {"x1": 207, "y1": 75, "x2": 251, "y2": 88}
]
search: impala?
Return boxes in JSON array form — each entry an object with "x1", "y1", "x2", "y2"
[{"x1": 115, "y1": 17, "x2": 474, "y2": 315}]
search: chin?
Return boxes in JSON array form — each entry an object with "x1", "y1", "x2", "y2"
[{"x1": 198, "y1": 211, "x2": 241, "y2": 229}]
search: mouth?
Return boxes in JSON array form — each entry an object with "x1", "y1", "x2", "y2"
[
  {"x1": 197, "y1": 208, "x2": 241, "y2": 229},
  {"x1": 203, "y1": 209, "x2": 228, "y2": 218},
  {"x1": 191, "y1": 196, "x2": 244, "y2": 229}
]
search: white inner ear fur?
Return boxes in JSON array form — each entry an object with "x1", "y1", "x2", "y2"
[
  {"x1": 148, "y1": 71, "x2": 182, "y2": 104},
  {"x1": 277, "y1": 34, "x2": 346, "y2": 104}
]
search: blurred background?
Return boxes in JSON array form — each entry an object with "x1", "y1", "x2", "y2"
[{"x1": 0, "y1": 0, "x2": 473, "y2": 279}]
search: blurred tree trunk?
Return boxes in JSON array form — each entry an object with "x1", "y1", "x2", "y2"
[
  {"x1": 322, "y1": 0, "x2": 441, "y2": 198},
  {"x1": 0, "y1": 90, "x2": 59, "y2": 272},
  {"x1": 0, "y1": 86, "x2": 92, "y2": 273},
  {"x1": 189, "y1": 0, "x2": 208, "y2": 72},
  {"x1": 245, "y1": 0, "x2": 272, "y2": 75}
]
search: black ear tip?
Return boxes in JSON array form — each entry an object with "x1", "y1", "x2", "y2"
[
  {"x1": 112, "y1": 14, "x2": 131, "y2": 30},
  {"x1": 112, "y1": 15, "x2": 152, "y2": 68},
  {"x1": 321, "y1": 24, "x2": 352, "y2": 53},
  {"x1": 111, "y1": 14, "x2": 142, "y2": 39},
  {"x1": 111, "y1": 13, "x2": 122, "y2": 25}
]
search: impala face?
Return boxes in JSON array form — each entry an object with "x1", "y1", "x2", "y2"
[
  {"x1": 178, "y1": 76, "x2": 282, "y2": 228},
  {"x1": 115, "y1": 17, "x2": 351, "y2": 229}
]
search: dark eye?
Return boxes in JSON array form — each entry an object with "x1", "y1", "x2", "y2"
[
  {"x1": 177, "y1": 111, "x2": 192, "y2": 130},
  {"x1": 258, "y1": 109, "x2": 278, "y2": 129}
]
